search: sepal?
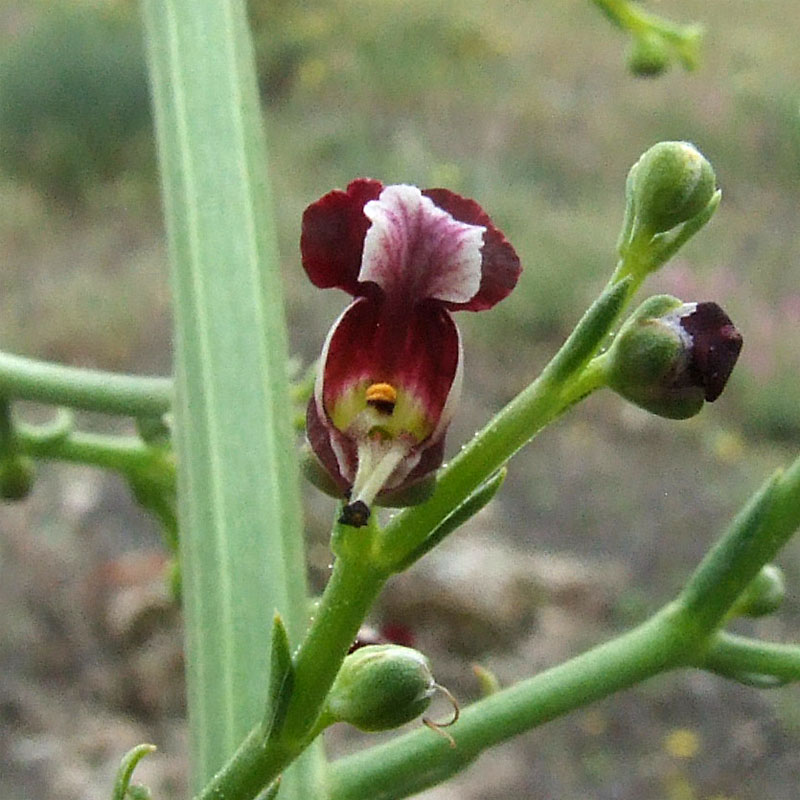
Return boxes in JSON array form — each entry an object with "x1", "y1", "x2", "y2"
[{"x1": 264, "y1": 612, "x2": 295, "y2": 739}]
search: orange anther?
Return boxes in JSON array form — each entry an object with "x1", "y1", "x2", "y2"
[{"x1": 366, "y1": 382, "x2": 397, "y2": 414}]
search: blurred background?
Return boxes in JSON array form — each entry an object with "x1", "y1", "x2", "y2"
[{"x1": 1, "y1": 0, "x2": 799, "y2": 798}]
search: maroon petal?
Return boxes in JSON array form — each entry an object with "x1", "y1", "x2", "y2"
[
  {"x1": 320, "y1": 297, "x2": 462, "y2": 443},
  {"x1": 301, "y1": 178, "x2": 384, "y2": 295},
  {"x1": 680, "y1": 302, "x2": 744, "y2": 402},
  {"x1": 423, "y1": 188, "x2": 522, "y2": 311}
]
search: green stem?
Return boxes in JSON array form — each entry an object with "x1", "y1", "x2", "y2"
[
  {"x1": 698, "y1": 632, "x2": 800, "y2": 685},
  {"x1": 328, "y1": 604, "x2": 689, "y2": 800},
  {"x1": 0, "y1": 350, "x2": 171, "y2": 417},
  {"x1": 197, "y1": 536, "x2": 388, "y2": 799},
  {"x1": 677, "y1": 456, "x2": 800, "y2": 637},
  {"x1": 16, "y1": 425, "x2": 161, "y2": 475},
  {"x1": 592, "y1": 0, "x2": 694, "y2": 39}
]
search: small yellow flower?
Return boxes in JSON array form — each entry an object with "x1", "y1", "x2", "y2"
[{"x1": 664, "y1": 728, "x2": 701, "y2": 759}]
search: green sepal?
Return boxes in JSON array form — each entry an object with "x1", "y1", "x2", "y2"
[
  {"x1": 111, "y1": 743, "x2": 156, "y2": 800},
  {"x1": 265, "y1": 612, "x2": 295, "y2": 739},
  {"x1": 390, "y1": 468, "x2": 507, "y2": 573},
  {"x1": 647, "y1": 189, "x2": 721, "y2": 270},
  {"x1": 603, "y1": 295, "x2": 706, "y2": 420}
]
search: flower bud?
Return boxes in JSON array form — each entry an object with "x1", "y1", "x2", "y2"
[
  {"x1": 629, "y1": 142, "x2": 716, "y2": 234},
  {"x1": 605, "y1": 295, "x2": 743, "y2": 419},
  {"x1": 627, "y1": 34, "x2": 670, "y2": 77},
  {"x1": 325, "y1": 644, "x2": 436, "y2": 732},
  {"x1": 0, "y1": 455, "x2": 35, "y2": 500},
  {"x1": 732, "y1": 564, "x2": 785, "y2": 618}
]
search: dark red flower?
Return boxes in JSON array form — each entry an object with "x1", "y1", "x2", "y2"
[
  {"x1": 605, "y1": 295, "x2": 743, "y2": 420},
  {"x1": 302, "y1": 180, "x2": 521, "y2": 525}
]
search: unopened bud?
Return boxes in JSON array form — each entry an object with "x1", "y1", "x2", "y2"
[
  {"x1": 0, "y1": 455, "x2": 35, "y2": 500},
  {"x1": 605, "y1": 295, "x2": 742, "y2": 419},
  {"x1": 732, "y1": 564, "x2": 785, "y2": 618},
  {"x1": 325, "y1": 644, "x2": 436, "y2": 732},
  {"x1": 628, "y1": 34, "x2": 670, "y2": 77},
  {"x1": 630, "y1": 142, "x2": 716, "y2": 234}
]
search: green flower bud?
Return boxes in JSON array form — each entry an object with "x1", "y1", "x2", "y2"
[
  {"x1": 325, "y1": 644, "x2": 436, "y2": 732},
  {"x1": 627, "y1": 34, "x2": 670, "y2": 77},
  {"x1": 0, "y1": 455, "x2": 35, "y2": 500},
  {"x1": 135, "y1": 414, "x2": 172, "y2": 446},
  {"x1": 605, "y1": 295, "x2": 743, "y2": 419},
  {"x1": 629, "y1": 141, "x2": 716, "y2": 234},
  {"x1": 732, "y1": 564, "x2": 785, "y2": 618}
]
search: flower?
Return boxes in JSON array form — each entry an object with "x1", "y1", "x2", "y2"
[
  {"x1": 302, "y1": 179, "x2": 521, "y2": 526},
  {"x1": 604, "y1": 295, "x2": 743, "y2": 419}
]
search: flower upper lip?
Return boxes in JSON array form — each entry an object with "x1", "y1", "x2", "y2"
[{"x1": 301, "y1": 179, "x2": 520, "y2": 310}]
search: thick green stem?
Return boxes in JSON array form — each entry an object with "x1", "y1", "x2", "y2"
[
  {"x1": 0, "y1": 350, "x2": 171, "y2": 417},
  {"x1": 197, "y1": 533, "x2": 388, "y2": 799}
]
